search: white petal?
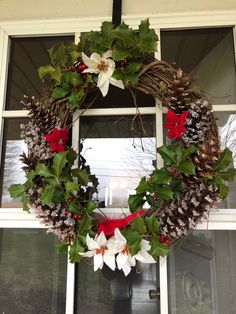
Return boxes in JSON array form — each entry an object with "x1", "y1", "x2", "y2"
[
  {"x1": 90, "y1": 52, "x2": 102, "y2": 64},
  {"x1": 104, "y1": 252, "x2": 116, "y2": 271},
  {"x1": 128, "y1": 253, "x2": 136, "y2": 267},
  {"x1": 86, "y1": 234, "x2": 99, "y2": 250},
  {"x1": 97, "y1": 72, "x2": 110, "y2": 88},
  {"x1": 122, "y1": 262, "x2": 132, "y2": 276},
  {"x1": 109, "y1": 77, "x2": 125, "y2": 90},
  {"x1": 79, "y1": 251, "x2": 95, "y2": 257},
  {"x1": 96, "y1": 231, "x2": 107, "y2": 247},
  {"x1": 98, "y1": 79, "x2": 110, "y2": 97},
  {"x1": 94, "y1": 253, "x2": 104, "y2": 271},
  {"x1": 116, "y1": 252, "x2": 128, "y2": 270},
  {"x1": 134, "y1": 250, "x2": 156, "y2": 264},
  {"x1": 83, "y1": 67, "x2": 99, "y2": 74},
  {"x1": 141, "y1": 239, "x2": 151, "y2": 251},
  {"x1": 114, "y1": 228, "x2": 127, "y2": 245},
  {"x1": 102, "y1": 50, "x2": 112, "y2": 58},
  {"x1": 82, "y1": 52, "x2": 98, "y2": 69}
]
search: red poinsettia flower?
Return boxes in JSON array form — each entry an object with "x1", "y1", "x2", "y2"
[
  {"x1": 98, "y1": 209, "x2": 145, "y2": 237},
  {"x1": 44, "y1": 128, "x2": 69, "y2": 152},
  {"x1": 164, "y1": 109, "x2": 189, "y2": 140}
]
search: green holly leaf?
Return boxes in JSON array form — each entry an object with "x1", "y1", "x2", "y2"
[
  {"x1": 57, "y1": 242, "x2": 69, "y2": 254},
  {"x1": 8, "y1": 183, "x2": 26, "y2": 198},
  {"x1": 128, "y1": 193, "x2": 146, "y2": 213},
  {"x1": 41, "y1": 185, "x2": 54, "y2": 205},
  {"x1": 101, "y1": 21, "x2": 114, "y2": 48},
  {"x1": 180, "y1": 145, "x2": 197, "y2": 163},
  {"x1": 124, "y1": 73, "x2": 139, "y2": 86},
  {"x1": 68, "y1": 89, "x2": 84, "y2": 108},
  {"x1": 25, "y1": 170, "x2": 37, "y2": 188},
  {"x1": 35, "y1": 163, "x2": 54, "y2": 178},
  {"x1": 112, "y1": 22, "x2": 137, "y2": 46},
  {"x1": 48, "y1": 44, "x2": 68, "y2": 67},
  {"x1": 122, "y1": 229, "x2": 142, "y2": 256},
  {"x1": 38, "y1": 65, "x2": 56, "y2": 80},
  {"x1": 72, "y1": 169, "x2": 89, "y2": 186},
  {"x1": 70, "y1": 49, "x2": 80, "y2": 61},
  {"x1": 22, "y1": 193, "x2": 30, "y2": 212},
  {"x1": 131, "y1": 216, "x2": 147, "y2": 234},
  {"x1": 68, "y1": 202, "x2": 81, "y2": 214},
  {"x1": 136, "y1": 177, "x2": 151, "y2": 194},
  {"x1": 215, "y1": 168, "x2": 236, "y2": 181},
  {"x1": 219, "y1": 182, "x2": 229, "y2": 200},
  {"x1": 79, "y1": 214, "x2": 93, "y2": 235},
  {"x1": 66, "y1": 147, "x2": 78, "y2": 165},
  {"x1": 65, "y1": 181, "x2": 80, "y2": 196},
  {"x1": 52, "y1": 86, "x2": 69, "y2": 99},
  {"x1": 126, "y1": 62, "x2": 142, "y2": 74},
  {"x1": 64, "y1": 71, "x2": 84, "y2": 87},
  {"x1": 151, "y1": 168, "x2": 172, "y2": 184},
  {"x1": 177, "y1": 159, "x2": 196, "y2": 175},
  {"x1": 145, "y1": 215, "x2": 160, "y2": 234},
  {"x1": 157, "y1": 145, "x2": 177, "y2": 165},
  {"x1": 150, "y1": 237, "x2": 170, "y2": 258},
  {"x1": 69, "y1": 239, "x2": 84, "y2": 263},
  {"x1": 53, "y1": 152, "x2": 68, "y2": 177},
  {"x1": 156, "y1": 187, "x2": 173, "y2": 200},
  {"x1": 52, "y1": 189, "x2": 65, "y2": 204},
  {"x1": 214, "y1": 148, "x2": 233, "y2": 171},
  {"x1": 86, "y1": 201, "x2": 97, "y2": 214},
  {"x1": 112, "y1": 48, "x2": 130, "y2": 61}
]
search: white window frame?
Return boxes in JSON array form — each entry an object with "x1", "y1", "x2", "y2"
[{"x1": 0, "y1": 11, "x2": 236, "y2": 314}]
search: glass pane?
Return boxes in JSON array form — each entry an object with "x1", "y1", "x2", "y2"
[
  {"x1": 80, "y1": 115, "x2": 156, "y2": 208},
  {"x1": 0, "y1": 228, "x2": 67, "y2": 314},
  {"x1": 5, "y1": 36, "x2": 74, "y2": 110},
  {"x1": 168, "y1": 230, "x2": 236, "y2": 314},
  {"x1": 161, "y1": 28, "x2": 236, "y2": 104},
  {"x1": 75, "y1": 261, "x2": 160, "y2": 314},
  {"x1": 0, "y1": 118, "x2": 28, "y2": 207}
]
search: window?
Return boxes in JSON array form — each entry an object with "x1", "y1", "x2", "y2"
[{"x1": 0, "y1": 16, "x2": 236, "y2": 314}]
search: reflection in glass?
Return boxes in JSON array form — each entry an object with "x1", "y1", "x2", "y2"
[
  {"x1": 0, "y1": 229, "x2": 67, "y2": 314},
  {"x1": 0, "y1": 118, "x2": 28, "y2": 207},
  {"x1": 80, "y1": 115, "x2": 156, "y2": 208},
  {"x1": 168, "y1": 231, "x2": 236, "y2": 314},
  {"x1": 161, "y1": 28, "x2": 236, "y2": 104},
  {"x1": 75, "y1": 261, "x2": 159, "y2": 314},
  {"x1": 5, "y1": 36, "x2": 73, "y2": 110}
]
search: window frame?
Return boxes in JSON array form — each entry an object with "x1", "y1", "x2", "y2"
[{"x1": 0, "y1": 12, "x2": 236, "y2": 314}]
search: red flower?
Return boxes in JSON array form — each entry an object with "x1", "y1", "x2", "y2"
[
  {"x1": 98, "y1": 210, "x2": 145, "y2": 237},
  {"x1": 164, "y1": 109, "x2": 189, "y2": 140},
  {"x1": 44, "y1": 128, "x2": 69, "y2": 152}
]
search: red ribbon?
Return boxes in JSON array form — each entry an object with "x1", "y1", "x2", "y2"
[{"x1": 98, "y1": 210, "x2": 145, "y2": 237}]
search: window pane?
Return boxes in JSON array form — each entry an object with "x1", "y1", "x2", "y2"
[
  {"x1": 5, "y1": 36, "x2": 74, "y2": 110},
  {"x1": 0, "y1": 229, "x2": 67, "y2": 313},
  {"x1": 161, "y1": 28, "x2": 236, "y2": 105},
  {"x1": 75, "y1": 261, "x2": 160, "y2": 314},
  {"x1": 80, "y1": 115, "x2": 156, "y2": 208},
  {"x1": 0, "y1": 118, "x2": 28, "y2": 207},
  {"x1": 168, "y1": 230, "x2": 236, "y2": 314}
]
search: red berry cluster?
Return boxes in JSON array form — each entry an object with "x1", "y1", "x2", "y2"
[
  {"x1": 151, "y1": 193, "x2": 158, "y2": 200},
  {"x1": 119, "y1": 59, "x2": 128, "y2": 73},
  {"x1": 66, "y1": 63, "x2": 88, "y2": 80},
  {"x1": 159, "y1": 234, "x2": 172, "y2": 245},
  {"x1": 65, "y1": 211, "x2": 81, "y2": 220}
]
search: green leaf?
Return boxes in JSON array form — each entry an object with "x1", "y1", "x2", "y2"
[
  {"x1": 156, "y1": 187, "x2": 173, "y2": 200},
  {"x1": 79, "y1": 214, "x2": 93, "y2": 234},
  {"x1": 122, "y1": 229, "x2": 142, "y2": 256},
  {"x1": 180, "y1": 145, "x2": 197, "y2": 162},
  {"x1": 65, "y1": 181, "x2": 80, "y2": 196},
  {"x1": 151, "y1": 169, "x2": 172, "y2": 184},
  {"x1": 131, "y1": 216, "x2": 147, "y2": 234},
  {"x1": 53, "y1": 152, "x2": 68, "y2": 177},
  {"x1": 25, "y1": 170, "x2": 37, "y2": 188},
  {"x1": 112, "y1": 22, "x2": 137, "y2": 46},
  {"x1": 136, "y1": 177, "x2": 151, "y2": 194},
  {"x1": 52, "y1": 86, "x2": 69, "y2": 99},
  {"x1": 8, "y1": 183, "x2": 25, "y2": 198},
  {"x1": 126, "y1": 62, "x2": 142, "y2": 74},
  {"x1": 145, "y1": 215, "x2": 160, "y2": 234},
  {"x1": 150, "y1": 237, "x2": 170, "y2": 258},
  {"x1": 52, "y1": 189, "x2": 65, "y2": 204},
  {"x1": 177, "y1": 159, "x2": 196, "y2": 175},
  {"x1": 128, "y1": 193, "x2": 146, "y2": 213},
  {"x1": 68, "y1": 202, "x2": 81, "y2": 214},
  {"x1": 69, "y1": 89, "x2": 84, "y2": 108},
  {"x1": 63, "y1": 71, "x2": 83, "y2": 87},
  {"x1": 101, "y1": 21, "x2": 114, "y2": 47},
  {"x1": 22, "y1": 193, "x2": 30, "y2": 212},
  {"x1": 35, "y1": 163, "x2": 53, "y2": 178},
  {"x1": 70, "y1": 50, "x2": 80, "y2": 61},
  {"x1": 41, "y1": 185, "x2": 54, "y2": 205},
  {"x1": 57, "y1": 242, "x2": 69, "y2": 254},
  {"x1": 38, "y1": 65, "x2": 56, "y2": 80},
  {"x1": 214, "y1": 148, "x2": 233, "y2": 171},
  {"x1": 86, "y1": 201, "x2": 97, "y2": 214},
  {"x1": 219, "y1": 182, "x2": 229, "y2": 200},
  {"x1": 69, "y1": 239, "x2": 84, "y2": 263},
  {"x1": 48, "y1": 44, "x2": 68, "y2": 67},
  {"x1": 215, "y1": 168, "x2": 236, "y2": 181},
  {"x1": 112, "y1": 48, "x2": 130, "y2": 61},
  {"x1": 157, "y1": 145, "x2": 177, "y2": 165},
  {"x1": 66, "y1": 147, "x2": 78, "y2": 165},
  {"x1": 51, "y1": 67, "x2": 62, "y2": 84},
  {"x1": 75, "y1": 169, "x2": 90, "y2": 186}
]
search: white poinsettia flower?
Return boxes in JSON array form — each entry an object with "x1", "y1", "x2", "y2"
[
  {"x1": 82, "y1": 51, "x2": 124, "y2": 97},
  {"x1": 79, "y1": 232, "x2": 116, "y2": 271},
  {"x1": 133, "y1": 239, "x2": 156, "y2": 264}
]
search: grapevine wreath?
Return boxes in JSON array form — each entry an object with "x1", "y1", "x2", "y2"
[{"x1": 9, "y1": 19, "x2": 236, "y2": 276}]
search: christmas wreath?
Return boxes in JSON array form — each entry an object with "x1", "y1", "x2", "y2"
[{"x1": 9, "y1": 19, "x2": 236, "y2": 276}]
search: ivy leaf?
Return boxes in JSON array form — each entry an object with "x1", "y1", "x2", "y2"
[
  {"x1": 214, "y1": 148, "x2": 233, "y2": 171},
  {"x1": 52, "y1": 152, "x2": 68, "y2": 177},
  {"x1": 69, "y1": 239, "x2": 84, "y2": 263},
  {"x1": 86, "y1": 201, "x2": 97, "y2": 214},
  {"x1": 145, "y1": 215, "x2": 160, "y2": 234},
  {"x1": 157, "y1": 145, "x2": 176, "y2": 165},
  {"x1": 215, "y1": 168, "x2": 236, "y2": 181},
  {"x1": 22, "y1": 193, "x2": 30, "y2": 212},
  {"x1": 131, "y1": 216, "x2": 147, "y2": 234},
  {"x1": 52, "y1": 86, "x2": 69, "y2": 99},
  {"x1": 79, "y1": 214, "x2": 93, "y2": 235},
  {"x1": 177, "y1": 159, "x2": 196, "y2": 175},
  {"x1": 128, "y1": 194, "x2": 146, "y2": 213},
  {"x1": 151, "y1": 169, "x2": 172, "y2": 184},
  {"x1": 35, "y1": 163, "x2": 53, "y2": 178},
  {"x1": 8, "y1": 183, "x2": 25, "y2": 198},
  {"x1": 150, "y1": 237, "x2": 170, "y2": 258},
  {"x1": 41, "y1": 185, "x2": 54, "y2": 205}
]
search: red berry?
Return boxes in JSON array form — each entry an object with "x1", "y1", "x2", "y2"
[
  {"x1": 77, "y1": 215, "x2": 81, "y2": 219},
  {"x1": 65, "y1": 211, "x2": 69, "y2": 216},
  {"x1": 74, "y1": 214, "x2": 77, "y2": 219}
]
